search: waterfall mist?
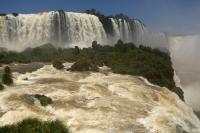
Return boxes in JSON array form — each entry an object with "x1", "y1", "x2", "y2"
[{"x1": 170, "y1": 35, "x2": 200, "y2": 111}]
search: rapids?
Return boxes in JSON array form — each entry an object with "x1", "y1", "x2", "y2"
[{"x1": 0, "y1": 63, "x2": 199, "y2": 133}]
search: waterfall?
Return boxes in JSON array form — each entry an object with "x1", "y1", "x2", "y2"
[
  {"x1": 109, "y1": 18, "x2": 145, "y2": 44},
  {"x1": 0, "y1": 11, "x2": 107, "y2": 50},
  {"x1": 64, "y1": 12, "x2": 107, "y2": 48},
  {"x1": 109, "y1": 18, "x2": 168, "y2": 50},
  {"x1": 0, "y1": 11, "x2": 168, "y2": 51},
  {"x1": 0, "y1": 12, "x2": 54, "y2": 50}
]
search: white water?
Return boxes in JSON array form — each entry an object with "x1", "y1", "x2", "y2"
[
  {"x1": 0, "y1": 11, "x2": 169, "y2": 51},
  {"x1": 0, "y1": 12, "x2": 107, "y2": 51},
  {"x1": 109, "y1": 18, "x2": 169, "y2": 50},
  {"x1": 170, "y1": 35, "x2": 200, "y2": 111},
  {"x1": 0, "y1": 63, "x2": 199, "y2": 133},
  {"x1": 64, "y1": 12, "x2": 107, "y2": 48},
  {"x1": 0, "y1": 13, "x2": 54, "y2": 50}
]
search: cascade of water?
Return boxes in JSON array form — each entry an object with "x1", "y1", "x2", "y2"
[
  {"x1": 0, "y1": 11, "x2": 168, "y2": 51},
  {"x1": 0, "y1": 11, "x2": 108, "y2": 50},
  {"x1": 109, "y1": 18, "x2": 120, "y2": 44},
  {"x1": 64, "y1": 12, "x2": 107, "y2": 48},
  {"x1": 109, "y1": 18, "x2": 168, "y2": 49}
]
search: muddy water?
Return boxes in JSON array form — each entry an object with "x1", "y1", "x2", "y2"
[{"x1": 0, "y1": 63, "x2": 199, "y2": 133}]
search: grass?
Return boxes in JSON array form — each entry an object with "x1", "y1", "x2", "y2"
[{"x1": 0, "y1": 118, "x2": 69, "y2": 133}]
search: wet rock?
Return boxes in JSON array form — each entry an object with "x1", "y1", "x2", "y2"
[{"x1": 24, "y1": 94, "x2": 36, "y2": 104}]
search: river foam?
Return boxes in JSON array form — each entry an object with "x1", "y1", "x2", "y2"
[{"x1": 0, "y1": 63, "x2": 199, "y2": 133}]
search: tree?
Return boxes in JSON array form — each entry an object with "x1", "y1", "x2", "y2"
[
  {"x1": 92, "y1": 41, "x2": 101, "y2": 50},
  {"x1": 85, "y1": 8, "x2": 102, "y2": 16},
  {"x1": 74, "y1": 46, "x2": 80, "y2": 55},
  {"x1": 115, "y1": 40, "x2": 127, "y2": 52},
  {"x1": 70, "y1": 58, "x2": 99, "y2": 72},
  {"x1": 117, "y1": 40, "x2": 124, "y2": 45},
  {"x1": 2, "y1": 66, "x2": 13, "y2": 85},
  {"x1": 0, "y1": 13, "x2": 6, "y2": 16},
  {"x1": 126, "y1": 43, "x2": 136, "y2": 49},
  {"x1": 12, "y1": 13, "x2": 18, "y2": 17},
  {"x1": 92, "y1": 41, "x2": 98, "y2": 47},
  {"x1": 53, "y1": 60, "x2": 64, "y2": 70}
]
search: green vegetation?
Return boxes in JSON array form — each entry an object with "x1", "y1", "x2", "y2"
[
  {"x1": 70, "y1": 58, "x2": 99, "y2": 72},
  {"x1": 53, "y1": 60, "x2": 64, "y2": 70},
  {"x1": 35, "y1": 94, "x2": 52, "y2": 106},
  {"x1": 0, "y1": 13, "x2": 6, "y2": 16},
  {"x1": 0, "y1": 118, "x2": 69, "y2": 133},
  {"x1": 74, "y1": 46, "x2": 80, "y2": 55},
  {"x1": 194, "y1": 111, "x2": 200, "y2": 120},
  {"x1": 12, "y1": 13, "x2": 18, "y2": 17},
  {"x1": 85, "y1": 9, "x2": 132, "y2": 35},
  {"x1": 0, "y1": 41, "x2": 184, "y2": 100},
  {"x1": 0, "y1": 83, "x2": 4, "y2": 91},
  {"x1": 2, "y1": 66, "x2": 13, "y2": 85}
]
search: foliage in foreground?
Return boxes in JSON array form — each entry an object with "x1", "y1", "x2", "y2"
[
  {"x1": 0, "y1": 118, "x2": 69, "y2": 133},
  {"x1": 34, "y1": 94, "x2": 52, "y2": 106},
  {"x1": 2, "y1": 66, "x2": 13, "y2": 85},
  {"x1": 0, "y1": 41, "x2": 184, "y2": 100}
]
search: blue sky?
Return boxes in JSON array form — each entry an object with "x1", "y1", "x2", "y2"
[{"x1": 0, "y1": 0, "x2": 200, "y2": 35}]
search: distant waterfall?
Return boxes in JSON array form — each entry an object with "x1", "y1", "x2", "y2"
[
  {"x1": 0, "y1": 12, "x2": 54, "y2": 50},
  {"x1": 0, "y1": 11, "x2": 107, "y2": 50},
  {"x1": 109, "y1": 18, "x2": 168, "y2": 49},
  {"x1": 109, "y1": 18, "x2": 131, "y2": 43},
  {"x1": 0, "y1": 11, "x2": 168, "y2": 51}
]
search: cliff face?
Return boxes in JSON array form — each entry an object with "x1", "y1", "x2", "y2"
[{"x1": 0, "y1": 63, "x2": 199, "y2": 133}]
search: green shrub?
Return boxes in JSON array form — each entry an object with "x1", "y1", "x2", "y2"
[
  {"x1": 34, "y1": 94, "x2": 52, "y2": 106},
  {"x1": 12, "y1": 13, "x2": 18, "y2": 17},
  {"x1": 52, "y1": 60, "x2": 64, "y2": 70},
  {"x1": 0, "y1": 13, "x2": 6, "y2": 16},
  {"x1": 48, "y1": 120, "x2": 69, "y2": 133},
  {"x1": 0, "y1": 118, "x2": 69, "y2": 133},
  {"x1": 115, "y1": 40, "x2": 128, "y2": 52},
  {"x1": 2, "y1": 66, "x2": 13, "y2": 85},
  {"x1": 0, "y1": 83, "x2": 4, "y2": 91},
  {"x1": 92, "y1": 41, "x2": 101, "y2": 51},
  {"x1": 70, "y1": 58, "x2": 99, "y2": 72},
  {"x1": 74, "y1": 46, "x2": 80, "y2": 55},
  {"x1": 194, "y1": 111, "x2": 200, "y2": 120}
]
